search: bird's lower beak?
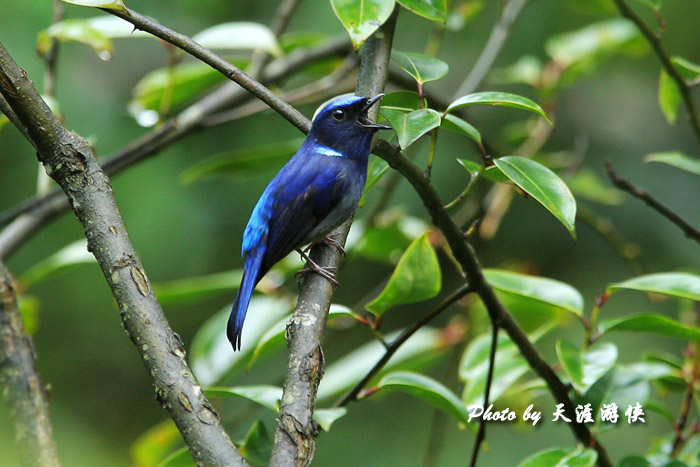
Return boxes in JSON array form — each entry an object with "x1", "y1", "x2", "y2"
[{"x1": 359, "y1": 93, "x2": 391, "y2": 130}]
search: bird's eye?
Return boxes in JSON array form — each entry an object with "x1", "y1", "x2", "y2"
[{"x1": 332, "y1": 109, "x2": 345, "y2": 121}]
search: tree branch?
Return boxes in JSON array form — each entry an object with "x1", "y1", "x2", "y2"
[
  {"x1": 452, "y1": 0, "x2": 529, "y2": 98},
  {"x1": 0, "y1": 41, "x2": 246, "y2": 467},
  {"x1": 0, "y1": 260, "x2": 60, "y2": 467},
  {"x1": 611, "y1": 0, "x2": 700, "y2": 147},
  {"x1": 0, "y1": 37, "x2": 351, "y2": 258},
  {"x1": 269, "y1": 10, "x2": 399, "y2": 466},
  {"x1": 606, "y1": 160, "x2": 700, "y2": 246},
  {"x1": 336, "y1": 283, "x2": 472, "y2": 407},
  {"x1": 373, "y1": 140, "x2": 613, "y2": 467}
]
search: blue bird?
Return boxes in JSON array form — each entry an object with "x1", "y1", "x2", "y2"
[{"x1": 228, "y1": 94, "x2": 390, "y2": 350}]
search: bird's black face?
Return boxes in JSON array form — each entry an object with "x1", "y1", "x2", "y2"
[{"x1": 311, "y1": 94, "x2": 391, "y2": 139}]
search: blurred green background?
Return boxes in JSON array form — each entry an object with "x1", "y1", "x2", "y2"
[{"x1": 1, "y1": 0, "x2": 700, "y2": 465}]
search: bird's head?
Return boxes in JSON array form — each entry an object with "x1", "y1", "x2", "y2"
[{"x1": 308, "y1": 94, "x2": 390, "y2": 153}]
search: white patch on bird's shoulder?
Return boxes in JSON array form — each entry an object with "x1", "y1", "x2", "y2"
[{"x1": 316, "y1": 145, "x2": 344, "y2": 158}]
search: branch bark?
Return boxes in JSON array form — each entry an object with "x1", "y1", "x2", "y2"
[
  {"x1": 269, "y1": 10, "x2": 399, "y2": 466},
  {"x1": 0, "y1": 260, "x2": 60, "y2": 467},
  {"x1": 0, "y1": 41, "x2": 246, "y2": 467},
  {"x1": 373, "y1": 140, "x2": 613, "y2": 467}
]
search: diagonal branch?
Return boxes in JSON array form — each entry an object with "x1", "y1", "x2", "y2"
[
  {"x1": 269, "y1": 10, "x2": 399, "y2": 466},
  {"x1": 373, "y1": 140, "x2": 613, "y2": 467},
  {"x1": 606, "y1": 161, "x2": 700, "y2": 245},
  {"x1": 0, "y1": 260, "x2": 60, "y2": 467},
  {"x1": 0, "y1": 41, "x2": 247, "y2": 467},
  {"x1": 0, "y1": 36, "x2": 351, "y2": 258},
  {"x1": 611, "y1": 0, "x2": 700, "y2": 147}
]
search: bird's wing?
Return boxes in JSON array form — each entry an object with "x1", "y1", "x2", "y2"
[{"x1": 259, "y1": 154, "x2": 349, "y2": 276}]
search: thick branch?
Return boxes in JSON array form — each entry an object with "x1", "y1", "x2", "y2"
[
  {"x1": 606, "y1": 161, "x2": 700, "y2": 245},
  {"x1": 0, "y1": 261, "x2": 60, "y2": 467},
  {"x1": 373, "y1": 140, "x2": 613, "y2": 467},
  {"x1": 269, "y1": 10, "x2": 398, "y2": 467},
  {"x1": 611, "y1": 0, "x2": 700, "y2": 147},
  {"x1": 0, "y1": 41, "x2": 246, "y2": 466}
]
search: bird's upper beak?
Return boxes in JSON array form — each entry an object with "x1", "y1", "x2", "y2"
[{"x1": 359, "y1": 93, "x2": 391, "y2": 130}]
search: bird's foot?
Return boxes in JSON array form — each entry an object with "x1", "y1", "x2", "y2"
[
  {"x1": 302, "y1": 233, "x2": 346, "y2": 257},
  {"x1": 296, "y1": 248, "x2": 339, "y2": 287}
]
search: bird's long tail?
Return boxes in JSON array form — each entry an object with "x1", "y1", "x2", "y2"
[{"x1": 228, "y1": 246, "x2": 265, "y2": 351}]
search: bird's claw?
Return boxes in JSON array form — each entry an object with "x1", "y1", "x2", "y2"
[
  {"x1": 303, "y1": 233, "x2": 346, "y2": 257},
  {"x1": 296, "y1": 248, "x2": 339, "y2": 287}
]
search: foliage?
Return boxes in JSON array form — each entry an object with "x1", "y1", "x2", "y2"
[{"x1": 2, "y1": 0, "x2": 700, "y2": 466}]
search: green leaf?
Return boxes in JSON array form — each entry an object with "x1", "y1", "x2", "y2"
[
  {"x1": 366, "y1": 233, "x2": 442, "y2": 316},
  {"x1": 330, "y1": 0, "x2": 396, "y2": 50},
  {"x1": 18, "y1": 295, "x2": 41, "y2": 336},
  {"x1": 20, "y1": 240, "x2": 95, "y2": 288},
  {"x1": 61, "y1": 0, "x2": 126, "y2": 12},
  {"x1": 659, "y1": 69, "x2": 682, "y2": 124},
  {"x1": 313, "y1": 408, "x2": 347, "y2": 431},
  {"x1": 317, "y1": 327, "x2": 444, "y2": 401},
  {"x1": 617, "y1": 455, "x2": 652, "y2": 467},
  {"x1": 377, "y1": 371, "x2": 471, "y2": 426},
  {"x1": 131, "y1": 420, "x2": 182, "y2": 467},
  {"x1": 493, "y1": 156, "x2": 577, "y2": 239},
  {"x1": 38, "y1": 16, "x2": 151, "y2": 58},
  {"x1": 360, "y1": 156, "x2": 390, "y2": 206},
  {"x1": 152, "y1": 270, "x2": 242, "y2": 307},
  {"x1": 205, "y1": 385, "x2": 282, "y2": 412},
  {"x1": 247, "y1": 305, "x2": 357, "y2": 369},
  {"x1": 608, "y1": 272, "x2": 700, "y2": 301},
  {"x1": 130, "y1": 60, "x2": 241, "y2": 118},
  {"x1": 462, "y1": 350, "x2": 529, "y2": 408},
  {"x1": 519, "y1": 447, "x2": 597, "y2": 467},
  {"x1": 567, "y1": 167, "x2": 624, "y2": 205},
  {"x1": 442, "y1": 114, "x2": 482, "y2": 147},
  {"x1": 556, "y1": 341, "x2": 617, "y2": 393},
  {"x1": 238, "y1": 420, "x2": 272, "y2": 466},
  {"x1": 672, "y1": 56, "x2": 700, "y2": 78},
  {"x1": 446, "y1": 92, "x2": 551, "y2": 124},
  {"x1": 381, "y1": 108, "x2": 441, "y2": 149},
  {"x1": 545, "y1": 19, "x2": 641, "y2": 69},
  {"x1": 192, "y1": 22, "x2": 282, "y2": 57},
  {"x1": 180, "y1": 138, "x2": 304, "y2": 183},
  {"x1": 644, "y1": 152, "x2": 700, "y2": 177},
  {"x1": 380, "y1": 90, "x2": 421, "y2": 110},
  {"x1": 354, "y1": 219, "x2": 412, "y2": 264},
  {"x1": 456, "y1": 159, "x2": 481, "y2": 178},
  {"x1": 158, "y1": 447, "x2": 194, "y2": 467},
  {"x1": 600, "y1": 314, "x2": 700, "y2": 341},
  {"x1": 396, "y1": 0, "x2": 446, "y2": 21},
  {"x1": 491, "y1": 55, "x2": 543, "y2": 86},
  {"x1": 391, "y1": 50, "x2": 449, "y2": 84},
  {"x1": 484, "y1": 269, "x2": 584, "y2": 316},
  {"x1": 190, "y1": 298, "x2": 291, "y2": 385}
]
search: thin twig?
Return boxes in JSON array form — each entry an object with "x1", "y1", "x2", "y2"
[
  {"x1": 0, "y1": 261, "x2": 60, "y2": 467},
  {"x1": 469, "y1": 324, "x2": 499, "y2": 467},
  {"x1": 336, "y1": 284, "x2": 473, "y2": 407},
  {"x1": 0, "y1": 38, "x2": 351, "y2": 258},
  {"x1": 611, "y1": 0, "x2": 700, "y2": 147},
  {"x1": 373, "y1": 139, "x2": 612, "y2": 467},
  {"x1": 453, "y1": 0, "x2": 529, "y2": 98},
  {"x1": 0, "y1": 40, "x2": 246, "y2": 466},
  {"x1": 606, "y1": 160, "x2": 700, "y2": 246}
]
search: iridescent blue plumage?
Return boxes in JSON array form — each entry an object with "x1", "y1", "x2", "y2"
[{"x1": 228, "y1": 94, "x2": 389, "y2": 350}]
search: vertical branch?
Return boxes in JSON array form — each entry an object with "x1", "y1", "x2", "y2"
[
  {"x1": 269, "y1": 10, "x2": 398, "y2": 467},
  {"x1": 0, "y1": 41, "x2": 247, "y2": 466},
  {"x1": 0, "y1": 260, "x2": 60, "y2": 467}
]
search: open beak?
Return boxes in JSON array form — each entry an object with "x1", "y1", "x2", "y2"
[{"x1": 359, "y1": 93, "x2": 392, "y2": 130}]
